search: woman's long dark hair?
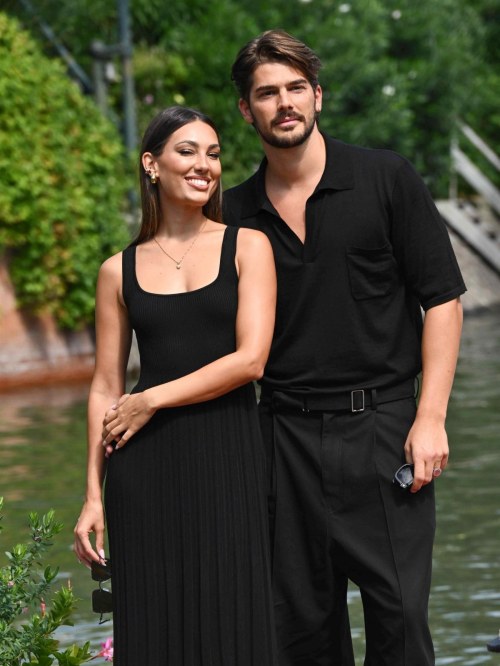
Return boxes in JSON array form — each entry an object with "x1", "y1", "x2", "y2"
[{"x1": 129, "y1": 106, "x2": 223, "y2": 247}]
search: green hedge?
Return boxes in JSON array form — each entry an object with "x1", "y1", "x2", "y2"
[{"x1": 0, "y1": 13, "x2": 131, "y2": 329}]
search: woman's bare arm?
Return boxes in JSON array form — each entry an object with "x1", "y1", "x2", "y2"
[
  {"x1": 73, "y1": 253, "x2": 132, "y2": 566},
  {"x1": 102, "y1": 229, "x2": 276, "y2": 449}
]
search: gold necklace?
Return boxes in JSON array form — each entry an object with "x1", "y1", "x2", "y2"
[{"x1": 153, "y1": 218, "x2": 208, "y2": 269}]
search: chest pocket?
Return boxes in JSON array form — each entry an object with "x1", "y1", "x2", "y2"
[{"x1": 345, "y1": 242, "x2": 399, "y2": 300}]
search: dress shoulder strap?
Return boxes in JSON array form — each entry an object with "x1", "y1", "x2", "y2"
[
  {"x1": 121, "y1": 245, "x2": 137, "y2": 308},
  {"x1": 218, "y1": 225, "x2": 240, "y2": 282}
]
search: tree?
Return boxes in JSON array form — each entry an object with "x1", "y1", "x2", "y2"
[{"x1": 4, "y1": 0, "x2": 496, "y2": 195}]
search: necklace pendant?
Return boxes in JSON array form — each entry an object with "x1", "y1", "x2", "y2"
[{"x1": 176, "y1": 263, "x2": 181, "y2": 270}]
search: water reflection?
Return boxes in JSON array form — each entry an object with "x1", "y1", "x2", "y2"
[{"x1": 1, "y1": 311, "x2": 499, "y2": 664}]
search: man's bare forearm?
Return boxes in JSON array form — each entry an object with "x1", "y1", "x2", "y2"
[{"x1": 417, "y1": 297, "x2": 463, "y2": 423}]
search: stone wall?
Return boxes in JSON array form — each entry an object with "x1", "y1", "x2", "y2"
[
  {"x1": 448, "y1": 228, "x2": 500, "y2": 312},
  {"x1": 0, "y1": 256, "x2": 96, "y2": 389}
]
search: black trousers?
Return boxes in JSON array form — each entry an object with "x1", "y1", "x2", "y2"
[{"x1": 258, "y1": 392, "x2": 436, "y2": 666}]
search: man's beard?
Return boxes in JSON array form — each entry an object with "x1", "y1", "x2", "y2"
[{"x1": 250, "y1": 106, "x2": 318, "y2": 149}]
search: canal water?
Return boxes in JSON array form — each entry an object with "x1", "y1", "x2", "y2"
[{"x1": 1, "y1": 310, "x2": 499, "y2": 664}]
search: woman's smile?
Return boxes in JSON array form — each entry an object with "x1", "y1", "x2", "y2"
[{"x1": 185, "y1": 176, "x2": 211, "y2": 191}]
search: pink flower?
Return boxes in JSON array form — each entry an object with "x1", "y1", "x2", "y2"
[
  {"x1": 21, "y1": 606, "x2": 28, "y2": 614},
  {"x1": 40, "y1": 597, "x2": 46, "y2": 618},
  {"x1": 98, "y1": 637, "x2": 114, "y2": 662},
  {"x1": 8, "y1": 581, "x2": 14, "y2": 587}
]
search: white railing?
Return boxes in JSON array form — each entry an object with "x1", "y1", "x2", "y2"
[
  {"x1": 458, "y1": 122, "x2": 500, "y2": 172},
  {"x1": 452, "y1": 146, "x2": 500, "y2": 216},
  {"x1": 439, "y1": 123, "x2": 500, "y2": 274},
  {"x1": 451, "y1": 123, "x2": 500, "y2": 216}
]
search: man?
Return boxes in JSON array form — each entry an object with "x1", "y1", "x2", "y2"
[{"x1": 222, "y1": 30, "x2": 466, "y2": 666}]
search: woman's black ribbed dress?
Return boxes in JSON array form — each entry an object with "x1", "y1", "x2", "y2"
[{"x1": 103, "y1": 225, "x2": 278, "y2": 666}]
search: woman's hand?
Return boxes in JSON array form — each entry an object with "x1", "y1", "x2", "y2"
[
  {"x1": 101, "y1": 391, "x2": 156, "y2": 452},
  {"x1": 73, "y1": 500, "x2": 106, "y2": 569}
]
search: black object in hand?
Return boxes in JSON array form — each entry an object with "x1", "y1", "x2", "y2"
[
  {"x1": 91, "y1": 557, "x2": 112, "y2": 624},
  {"x1": 393, "y1": 463, "x2": 414, "y2": 490}
]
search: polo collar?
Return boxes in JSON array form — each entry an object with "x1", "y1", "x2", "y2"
[{"x1": 240, "y1": 131, "x2": 355, "y2": 219}]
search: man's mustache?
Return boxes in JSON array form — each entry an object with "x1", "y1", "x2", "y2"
[{"x1": 272, "y1": 112, "x2": 306, "y2": 125}]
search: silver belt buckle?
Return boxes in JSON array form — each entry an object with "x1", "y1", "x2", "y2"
[{"x1": 351, "y1": 389, "x2": 365, "y2": 412}]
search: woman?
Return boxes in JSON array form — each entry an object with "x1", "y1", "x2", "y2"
[{"x1": 73, "y1": 106, "x2": 278, "y2": 665}]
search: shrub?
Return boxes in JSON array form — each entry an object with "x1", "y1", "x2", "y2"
[
  {"x1": 0, "y1": 496, "x2": 111, "y2": 665},
  {"x1": 0, "y1": 13, "x2": 131, "y2": 329}
]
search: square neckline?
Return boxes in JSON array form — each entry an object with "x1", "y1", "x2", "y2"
[{"x1": 132, "y1": 225, "x2": 229, "y2": 297}]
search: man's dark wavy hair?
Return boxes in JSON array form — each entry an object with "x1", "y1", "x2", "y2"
[{"x1": 231, "y1": 30, "x2": 323, "y2": 101}]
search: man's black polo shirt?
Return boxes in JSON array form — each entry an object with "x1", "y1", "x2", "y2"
[{"x1": 222, "y1": 132, "x2": 467, "y2": 395}]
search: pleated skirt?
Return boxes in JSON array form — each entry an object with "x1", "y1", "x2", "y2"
[{"x1": 103, "y1": 382, "x2": 278, "y2": 666}]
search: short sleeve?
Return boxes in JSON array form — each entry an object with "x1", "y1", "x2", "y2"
[{"x1": 390, "y1": 159, "x2": 467, "y2": 311}]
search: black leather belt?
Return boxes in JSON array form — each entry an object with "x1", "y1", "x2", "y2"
[{"x1": 259, "y1": 377, "x2": 417, "y2": 413}]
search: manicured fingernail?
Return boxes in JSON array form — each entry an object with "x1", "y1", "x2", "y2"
[
  {"x1": 111, "y1": 404, "x2": 117, "y2": 409},
  {"x1": 99, "y1": 549, "x2": 105, "y2": 559}
]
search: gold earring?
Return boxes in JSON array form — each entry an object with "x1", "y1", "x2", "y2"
[{"x1": 145, "y1": 167, "x2": 157, "y2": 184}]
